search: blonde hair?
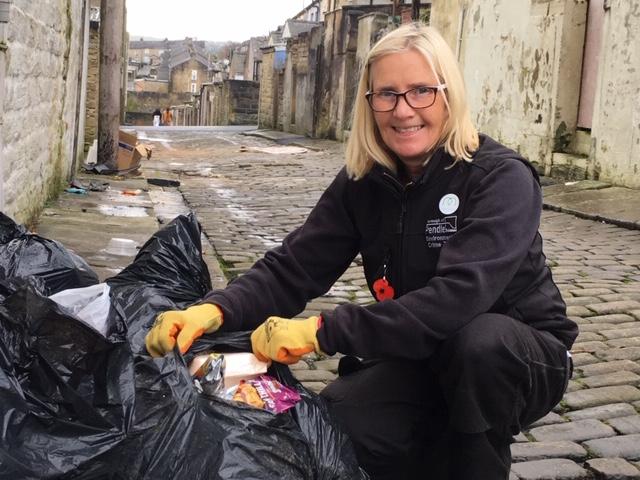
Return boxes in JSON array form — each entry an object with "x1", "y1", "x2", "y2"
[{"x1": 345, "y1": 23, "x2": 479, "y2": 179}]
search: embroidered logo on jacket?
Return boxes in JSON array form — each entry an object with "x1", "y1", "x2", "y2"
[{"x1": 425, "y1": 215, "x2": 457, "y2": 248}]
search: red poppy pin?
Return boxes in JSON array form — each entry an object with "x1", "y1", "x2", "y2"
[{"x1": 373, "y1": 277, "x2": 395, "y2": 301}]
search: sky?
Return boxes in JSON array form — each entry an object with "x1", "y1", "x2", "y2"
[{"x1": 126, "y1": 0, "x2": 312, "y2": 42}]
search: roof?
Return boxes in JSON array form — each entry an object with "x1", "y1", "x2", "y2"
[
  {"x1": 168, "y1": 43, "x2": 211, "y2": 69},
  {"x1": 268, "y1": 28, "x2": 284, "y2": 46},
  {"x1": 282, "y1": 20, "x2": 320, "y2": 39}
]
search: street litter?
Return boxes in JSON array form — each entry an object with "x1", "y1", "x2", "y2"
[
  {"x1": 103, "y1": 237, "x2": 139, "y2": 256},
  {"x1": 49, "y1": 283, "x2": 111, "y2": 336},
  {"x1": 83, "y1": 130, "x2": 153, "y2": 175},
  {"x1": 65, "y1": 186, "x2": 87, "y2": 194},
  {"x1": 88, "y1": 181, "x2": 110, "y2": 192},
  {"x1": 0, "y1": 213, "x2": 368, "y2": 479},
  {"x1": 122, "y1": 188, "x2": 142, "y2": 196},
  {"x1": 248, "y1": 145, "x2": 308, "y2": 154},
  {"x1": 98, "y1": 204, "x2": 149, "y2": 217}
]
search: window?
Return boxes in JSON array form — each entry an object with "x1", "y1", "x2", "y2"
[
  {"x1": 191, "y1": 69, "x2": 198, "y2": 81},
  {"x1": 191, "y1": 82, "x2": 197, "y2": 94}
]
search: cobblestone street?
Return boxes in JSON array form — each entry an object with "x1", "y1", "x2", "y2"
[
  {"x1": 134, "y1": 128, "x2": 640, "y2": 479},
  {"x1": 40, "y1": 127, "x2": 640, "y2": 479}
]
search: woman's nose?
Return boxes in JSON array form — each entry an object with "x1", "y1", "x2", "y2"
[{"x1": 393, "y1": 95, "x2": 414, "y2": 117}]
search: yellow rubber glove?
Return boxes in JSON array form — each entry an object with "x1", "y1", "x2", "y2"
[
  {"x1": 145, "y1": 304, "x2": 223, "y2": 357},
  {"x1": 250, "y1": 316, "x2": 321, "y2": 365}
]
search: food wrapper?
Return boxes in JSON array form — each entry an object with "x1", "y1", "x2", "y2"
[
  {"x1": 231, "y1": 375, "x2": 301, "y2": 414},
  {"x1": 192, "y1": 353, "x2": 225, "y2": 397},
  {"x1": 232, "y1": 381, "x2": 266, "y2": 409}
]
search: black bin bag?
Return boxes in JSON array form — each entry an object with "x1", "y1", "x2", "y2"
[
  {"x1": 0, "y1": 213, "x2": 368, "y2": 480},
  {"x1": 0, "y1": 212, "x2": 99, "y2": 296}
]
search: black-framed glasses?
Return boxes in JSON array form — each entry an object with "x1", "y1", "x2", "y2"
[{"x1": 365, "y1": 84, "x2": 447, "y2": 112}]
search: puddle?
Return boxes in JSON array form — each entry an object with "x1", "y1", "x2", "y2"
[
  {"x1": 249, "y1": 146, "x2": 308, "y2": 154},
  {"x1": 103, "y1": 238, "x2": 139, "y2": 256},
  {"x1": 137, "y1": 132, "x2": 173, "y2": 143},
  {"x1": 98, "y1": 205, "x2": 149, "y2": 217}
]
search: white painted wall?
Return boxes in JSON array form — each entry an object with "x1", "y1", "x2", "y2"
[
  {"x1": 590, "y1": 0, "x2": 640, "y2": 186},
  {"x1": 432, "y1": 0, "x2": 640, "y2": 188}
]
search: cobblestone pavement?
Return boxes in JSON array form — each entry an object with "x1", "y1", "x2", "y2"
[{"x1": 138, "y1": 128, "x2": 640, "y2": 478}]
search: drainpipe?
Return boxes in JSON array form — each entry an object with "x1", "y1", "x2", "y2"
[
  {"x1": 455, "y1": 7, "x2": 466, "y2": 61},
  {"x1": 0, "y1": 1, "x2": 9, "y2": 212},
  {"x1": 70, "y1": 0, "x2": 90, "y2": 176}
]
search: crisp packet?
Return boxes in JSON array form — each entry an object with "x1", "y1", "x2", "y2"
[
  {"x1": 245, "y1": 375, "x2": 301, "y2": 414},
  {"x1": 232, "y1": 381, "x2": 265, "y2": 409}
]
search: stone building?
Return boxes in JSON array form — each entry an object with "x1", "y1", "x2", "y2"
[
  {"x1": 0, "y1": 0, "x2": 102, "y2": 223},
  {"x1": 168, "y1": 43, "x2": 212, "y2": 94},
  {"x1": 128, "y1": 38, "x2": 168, "y2": 69},
  {"x1": 430, "y1": 0, "x2": 640, "y2": 188},
  {"x1": 293, "y1": 0, "x2": 323, "y2": 22},
  {"x1": 258, "y1": 0, "x2": 430, "y2": 140},
  {"x1": 228, "y1": 36, "x2": 267, "y2": 82}
]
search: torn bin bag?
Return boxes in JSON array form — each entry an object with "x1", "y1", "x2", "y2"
[{"x1": 0, "y1": 213, "x2": 368, "y2": 480}]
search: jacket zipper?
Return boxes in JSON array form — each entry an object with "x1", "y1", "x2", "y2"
[{"x1": 382, "y1": 172, "x2": 413, "y2": 296}]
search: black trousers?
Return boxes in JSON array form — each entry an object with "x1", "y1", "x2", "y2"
[{"x1": 320, "y1": 313, "x2": 572, "y2": 480}]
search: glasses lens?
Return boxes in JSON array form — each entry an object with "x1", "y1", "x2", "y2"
[
  {"x1": 406, "y1": 87, "x2": 436, "y2": 108},
  {"x1": 370, "y1": 92, "x2": 397, "y2": 112}
]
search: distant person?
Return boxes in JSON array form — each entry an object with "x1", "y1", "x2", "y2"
[
  {"x1": 162, "y1": 107, "x2": 173, "y2": 127},
  {"x1": 153, "y1": 108, "x2": 161, "y2": 127}
]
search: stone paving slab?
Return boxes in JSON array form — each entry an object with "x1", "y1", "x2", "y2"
[
  {"x1": 584, "y1": 458, "x2": 640, "y2": 479},
  {"x1": 579, "y1": 371, "x2": 640, "y2": 388},
  {"x1": 529, "y1": 419, "x2": 615, "y2": 443},
  {"x1": 564, "y1": 403, "x2": 638, "y2": 422},
  {"x1": 511, "y1": 441, "x2": 588, "y2": 462},
  {"x1": 577, "y1": 360, "x2": 640, "y2": 377},
  {"x1": 511, "y1": 458, "x2": 592, "y2": 479},
  {"x1": 583, "y1": 434, "x2": 640, "y2": 461},
  {"x1": 608, "y1": 415, "x2": 640, "y2": 435},
  {"x1": 563, "y1": 386, "x2": 640, "y2": 409}
]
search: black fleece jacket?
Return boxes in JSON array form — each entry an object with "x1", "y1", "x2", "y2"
[{"x1": 203, "y1": 134, "x2": 578, "y2": 359}]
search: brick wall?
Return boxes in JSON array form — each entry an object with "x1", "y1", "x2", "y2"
[{"x1": 1, "y1": 0, "x2": 87, "y2": 223}]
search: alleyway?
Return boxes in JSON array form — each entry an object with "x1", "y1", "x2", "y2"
[{"x1": 36, "y1": 127, "x2": 640, "y2": 478}]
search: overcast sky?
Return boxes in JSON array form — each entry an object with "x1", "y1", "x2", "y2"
[{"x1": 126, "y1": 0, "x2": 312, "y2": 42}]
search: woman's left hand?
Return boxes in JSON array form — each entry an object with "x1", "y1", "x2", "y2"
[{"x1": 251, "y1": 316, "x2": 322, "y2": 364}]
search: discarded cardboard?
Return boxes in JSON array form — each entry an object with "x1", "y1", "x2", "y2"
[{"x1": 116, "y1": 129, "x2": 142, "y2": 173}]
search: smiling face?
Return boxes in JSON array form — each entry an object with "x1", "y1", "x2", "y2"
[{"x1": 369, "y1": 48, "x2": 449, "y2": 175}]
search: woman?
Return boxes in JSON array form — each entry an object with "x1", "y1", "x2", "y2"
[{"x1": 145, "y1": 23, "x2": 577, "y2": 479}]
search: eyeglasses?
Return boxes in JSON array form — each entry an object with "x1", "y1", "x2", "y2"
[{"x1": 365, "y1": 84, "x2": 447, "y2": 112}]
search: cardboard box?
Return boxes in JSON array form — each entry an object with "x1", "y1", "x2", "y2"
[{"x1": 116, "y1": 130, "x2": 142, "y2": 173}]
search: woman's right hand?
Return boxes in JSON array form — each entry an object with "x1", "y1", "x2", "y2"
[{"x1": 145, "y1": 304, "x2": 223, "y2": 357}]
